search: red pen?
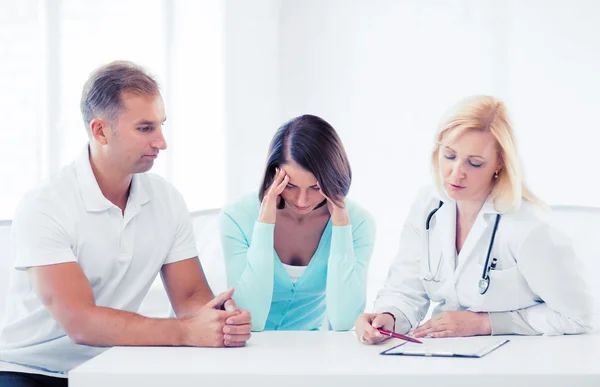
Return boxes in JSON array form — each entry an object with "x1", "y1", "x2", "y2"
[{"x1": 377, "y1": 328, "x2": 423, "y2": 344}]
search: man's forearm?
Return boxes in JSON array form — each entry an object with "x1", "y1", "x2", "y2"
[
  {"x1": 172, "y1": 288, "x2": 215, "y2": 318},
  {"x1": 67, "y1": 306, "x2": 188, "y2": 347}
]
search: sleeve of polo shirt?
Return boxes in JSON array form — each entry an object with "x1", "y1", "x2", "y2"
[
  {"x1": 12, "y1": 203, "x2": 77, "y2": 270},
  {"x1": 325, "y1": 207, "x2": 377, "y2": 331},
  {"x1": 164, "y1": 191, "x2": 198, "y2": 264}
]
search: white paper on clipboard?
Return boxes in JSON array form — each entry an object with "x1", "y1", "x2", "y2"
[{"x1": 380, "y1": 336, "x2": 509, "y2": 358}]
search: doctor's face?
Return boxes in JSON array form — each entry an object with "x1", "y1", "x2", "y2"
[{"x1": 438, "y1": 129, "x2": 502, "y2": 203}]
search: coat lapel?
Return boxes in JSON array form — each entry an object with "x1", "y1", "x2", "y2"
[
  {"x1": 425, "y1": 192, "x2": 459, "y2": 304},
  {"x1": 455, "y1": 197, "x2": 499, "y2": 278},
  {"x1": 426, "y1": 192, "x2": 457, "y2": 283},
  {"x1": 438, "y1": 200, "x2": 457, "y2": 274}
]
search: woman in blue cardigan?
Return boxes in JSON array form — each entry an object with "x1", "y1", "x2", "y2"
[{"x1": 220, "y1": 114, "x2": 376, "y2": 331}]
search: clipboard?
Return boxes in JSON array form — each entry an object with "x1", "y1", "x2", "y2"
[{"x1": 380, "y1": 336, "x2": 510, "y2": 358}]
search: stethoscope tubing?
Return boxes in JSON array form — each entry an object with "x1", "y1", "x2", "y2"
[{"x1": 425, "y1": 200, "x2": 501, "y2": 294}]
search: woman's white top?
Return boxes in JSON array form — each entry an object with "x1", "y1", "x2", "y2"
[
  {"x1": 374, "y1": 185, "x2": 594, "y2": 336},
  {"x1": 282, "y1": 263, "x2": 307, "y2": 284}
]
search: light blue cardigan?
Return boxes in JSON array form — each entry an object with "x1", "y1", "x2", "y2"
[{"x1": 220, "y1": 193, "x2": 376, "y2": 331}]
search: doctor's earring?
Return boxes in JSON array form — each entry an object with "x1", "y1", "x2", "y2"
[{"x1": 494, "y1": 170, "x2": 500, "y2": 179}]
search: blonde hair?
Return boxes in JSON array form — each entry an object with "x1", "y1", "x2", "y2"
[{"x1": 431, "y1": 95, "x2": 544, "y2": 213}]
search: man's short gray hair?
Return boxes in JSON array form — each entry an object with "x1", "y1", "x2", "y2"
[{"x1": 80, "y1": 60, "x2": 159, "y2": 133}]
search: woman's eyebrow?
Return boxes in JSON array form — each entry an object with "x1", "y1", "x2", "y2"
[{"x1": 445, "y1": 146, "x2": 485, "y2": 159}]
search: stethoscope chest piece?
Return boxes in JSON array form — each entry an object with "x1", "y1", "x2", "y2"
[{"x1": 478, "y1": 277, "x2": 490, "y2": 295}]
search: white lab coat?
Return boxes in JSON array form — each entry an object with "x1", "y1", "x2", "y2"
[{"x1": 374, "y1": 186, "x2": 594, "y2": 336}]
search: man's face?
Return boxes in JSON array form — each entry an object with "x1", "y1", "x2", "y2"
[{"x1": 105, "y1": 92, "x2": 167, "y2": 174}]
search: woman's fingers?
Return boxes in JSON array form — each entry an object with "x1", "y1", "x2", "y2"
[
  {"x1": 429, "y1": 330, "x2": 453, "y2": 338},
  {"x1": 274, "y1": 174, "x2": 289, "y2": 195},
  {"x1": 318, "y1": 187, "x2": 345, "y2": 210},
  {"x1": 355, "y1": 314, "x2": 388, "y2": 345},
  {"x1": 272, "y1": 168, "x2": 284, "y2": 186},
  {"x1": 317, "y1": 184, "x2": 330, "y2": 201},
  {"x1": 361, "y1": 323, "x2": 385, "y2": 344},
  {"x1": 258, "y1": 169, "x2": 287, "y2": 224},
  {"x1": 355, "y1": 314, "x2": 374, "y2": 344},
  {"x1": 413, "y1": 321, "x2": 443, "y2": 338},
  {"x1": 268, "y1": 168, "x2": 287, "y2": 196},
  {"x1": 412, "y1": 320, "x2": 433, "y2": 337}
]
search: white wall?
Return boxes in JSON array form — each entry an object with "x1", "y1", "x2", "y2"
[
  {"x1": 224, "y1": 0, "x2": 285, "y2": 201},
  {"x1": 0, "y1": 0, "x2": 228, "y2": 217},
  {"x1": 223, "y1": 0, "x2": 600, "y2": 309},
  {"x1": 506, "y1": 0, "x2": 600, "y2": 207},
  {"x1": 168, "y1": 0, "x2": 227, "y2": 210}
]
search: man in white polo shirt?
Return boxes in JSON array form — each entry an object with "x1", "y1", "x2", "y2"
[{"x1": 0, "y1": 61, "x2": 251, "y2": 387}]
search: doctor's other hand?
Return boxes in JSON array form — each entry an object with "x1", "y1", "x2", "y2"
[
  {"x1": 318, "y1": 185, "x2": 349, "y2": 227},
  {"x1": 354, "y1": 313, "x2": 395, "y2": 345},
  {"x1": 412, "y1": 311, "x2": 492, "y2": 338},
  {"x1": 258, "y1": 168, "x2": 289, "y2": 224}
]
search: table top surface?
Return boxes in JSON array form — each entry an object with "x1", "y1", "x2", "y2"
[{"x1": 70, "y1": 330, "x2": 600, "y2": 377}]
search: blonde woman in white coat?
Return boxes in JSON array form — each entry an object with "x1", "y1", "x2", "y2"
[{"x1": 356, "y1": 95, "x2": 593, "y2": 344}]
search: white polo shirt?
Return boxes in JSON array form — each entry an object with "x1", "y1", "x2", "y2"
[{"x1": 0, "y1": 146, "x2": 198, "y2": 377}]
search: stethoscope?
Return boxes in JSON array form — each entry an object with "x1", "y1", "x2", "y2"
[{"x1": 424, "y1": 201, "x2": 501, "y2": 295}]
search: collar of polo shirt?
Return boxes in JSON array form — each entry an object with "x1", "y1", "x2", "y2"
[{"x1": 75, "y1": 146, "x2": 150, "y2": 212}]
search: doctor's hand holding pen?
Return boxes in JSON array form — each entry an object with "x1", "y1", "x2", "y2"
[
  {"x1": 354, "y1": 312, "x2": 396, "y2": 345},
  {"x1": 412, "y1": 311, "x2": 492, "y2": 338},
  {"x1": 258, "y1": 168, "x2": 289, "y2": 224}
]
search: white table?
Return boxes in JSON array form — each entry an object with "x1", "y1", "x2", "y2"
[{"x1": 69, "y1": 331, "x2": 600, "y2": 387}]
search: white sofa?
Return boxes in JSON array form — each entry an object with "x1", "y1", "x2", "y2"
[
  {"x1": 545, "y1": 205, "x2": 600, "y2": 328},
  {"x1": 136, "y1": 209, "x2": 226, "y2": 317},
  {"x1": 0, "y1": 220, "x2": 11, "y2": 319}
]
